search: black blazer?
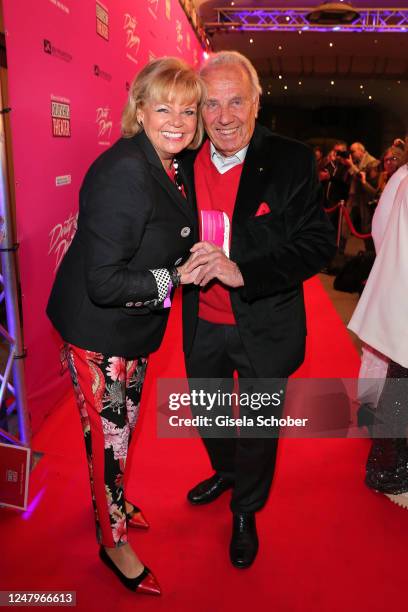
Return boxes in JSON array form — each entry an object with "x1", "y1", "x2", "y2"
[
  {"x1": 47, "y1": 131, "x2": 196, "y2": 358},
  {"x1": 180, "y1": 123, "x2": 337, "y2": 377}
]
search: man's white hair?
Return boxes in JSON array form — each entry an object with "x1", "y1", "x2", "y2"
[{"x1": 200, "y1": 50, "x2": 262, "y2": 102}]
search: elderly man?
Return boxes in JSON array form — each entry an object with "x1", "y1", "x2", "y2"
[
  {"x1": 342, "y1": 142, "x2": 378, "y2": 251},
  {"x1": 179, "y1": 51, "x2": 336, "y2": 568}
]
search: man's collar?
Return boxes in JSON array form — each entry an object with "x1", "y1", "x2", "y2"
[{"x1": 210, "y1": 142, "x2": 249, "y2": 164}]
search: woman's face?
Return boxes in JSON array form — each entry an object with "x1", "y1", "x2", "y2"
[
  {"x1": 383, "y1": 152, "x2": 400, "y2": 177},
  {"x1": 137, "y1": 97, "x2": 198, "y2": 167}
]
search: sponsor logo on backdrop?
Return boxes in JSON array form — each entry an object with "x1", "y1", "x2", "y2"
[
  {"x1": 96, "y1": 107, "x2": 113, "y2": 145},
  {"x1": 176, "y1": 20, "x2": 183, "y2": 53},
  {"x1": 166, "y1": 0, "x2": 171, "y2": 20},
  {"x1": 148, "y1": 0, "x2": 159, "y2": 20},
  {"x1": 51, "y1": 96, "x2": 71, "y2": 137},
  {"x1": 96, "y1": 1, "x2": 109, "y2": 40},
  {"x1": 124, "y1": 13, "x2": 140, "y2": 64},
  {"x1": 55, "y1": 175, "x2": 72, "y2": 187},
  {"x1": 43, "y1": 39, "x2": 72, "y2": 63},
  {"x1": 94, "y1": 64, "x2": 112, "y2": 82},
  {"x1": 49, "y1": 212, "x2": 78, "y2": 271},
  {"x1": 49, "y1": 0, "x2": 70, "y2": 14}
]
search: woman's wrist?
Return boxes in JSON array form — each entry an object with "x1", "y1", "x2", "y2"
[{"x1": 168, "y1": 265, "x2": 181, "y2": 288}]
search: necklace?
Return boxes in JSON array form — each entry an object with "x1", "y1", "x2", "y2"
[{"x1": 172, "y1": 158, "x2": 183, "y2": 192}]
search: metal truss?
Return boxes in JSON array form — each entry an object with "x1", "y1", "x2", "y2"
[
  {"x1": 0, "y1": 103, "x2": 30, "y2": 447},
  {"x1": 207, "y1": 7, "x2": 408, "y2": 33}
]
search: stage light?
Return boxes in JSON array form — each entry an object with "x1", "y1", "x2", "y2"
[
  {"x1": 306, "y1": 2, "x2": 360, "y2": 25},
  {"x1": 278, "y1": 45, "x2": 283, "y2": 50},
  {"x1": 284, "y1": 85, "x2": 288, "y2": 90},
  {"x1": 278, "y1": 75, "x2": 283, "y2": 79},
  {"x1": 250, "y1": 38, "x2": 254, "y2": 43},
  {"x1": 330, "y1": 80, "x2": 335, "y2": 85},
  {"x1": 329, "y1": 42, "x2": 333, "y2": 47}
]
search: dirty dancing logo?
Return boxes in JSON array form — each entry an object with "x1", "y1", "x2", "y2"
[
  {"x1": 123, "y1": 13, "x2": 140, "y2": 63},
  {"x1": 49, "y1": 212, "x2": 78, "y2": 271},
  {"x1": 96, "y1": 107, "x2": 113, "y2": 145}
]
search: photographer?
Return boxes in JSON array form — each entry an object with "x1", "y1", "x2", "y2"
[
  {"x1": 342, "y1": 142, "x2": 378, "y2": 252},
  {"x1": 322, "y1": 141, "x2": 352, "y2": 206},
  {"x1": 320, "y1": 141, "x2": 351, "y2": 235}
]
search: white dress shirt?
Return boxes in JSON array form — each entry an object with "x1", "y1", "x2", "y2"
[{"x1": 210, "y1": 142, "x2": 249, "y2": 174}]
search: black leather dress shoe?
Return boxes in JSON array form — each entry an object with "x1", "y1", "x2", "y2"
[
  {"x1": 229, "y1": 512, "x2": 258, "y2": 569},
  {"x1": 187, "y1": 474, "x2": 234, "y2": 505}
]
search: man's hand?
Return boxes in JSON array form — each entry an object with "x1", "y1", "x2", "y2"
[
  {"x1": 177, "y1": 251, "x2": 203, "y2": 285},
  {"x1": 184, "y1": 241, "x2": 244, "y2": 288}
]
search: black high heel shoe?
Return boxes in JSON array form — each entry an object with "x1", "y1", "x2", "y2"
[{"x1": 99, "y1": 547, "x2": 161, "y2": 595}]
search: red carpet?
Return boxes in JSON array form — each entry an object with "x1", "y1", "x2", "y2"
[{"x1": 1, "y1": 277, "x2": 405, "y2": 611}]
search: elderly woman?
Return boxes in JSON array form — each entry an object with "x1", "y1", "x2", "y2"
[{"x1": 47, "y1": 58, "x2": 204, "y2": 595}]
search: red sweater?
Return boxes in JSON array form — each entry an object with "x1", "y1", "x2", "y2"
[{"x1": 194, "y1": 141, "x2": 243, "y2": 324}]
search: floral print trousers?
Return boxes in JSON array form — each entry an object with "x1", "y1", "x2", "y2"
[{"x1": 65, "y1": 344, "x2": 148, "y2": 548}]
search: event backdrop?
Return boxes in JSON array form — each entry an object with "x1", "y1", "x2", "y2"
[{"x1": 3, "y1": 0, "x2": 204, "y2": 434}]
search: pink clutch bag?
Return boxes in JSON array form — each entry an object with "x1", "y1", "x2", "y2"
[{"x1": 200, "y1": 210, "x2": 230, "y2": 257}]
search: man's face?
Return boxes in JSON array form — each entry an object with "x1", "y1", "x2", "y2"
[
  {"x1": 201, "y1": 64, "x2": 258, "y2": 157},
  {"x1": 350, "y1": 144, "x2": 364, "y2": 163},
  {"x1": 330, "y1": 143, "x2": 347, "y2": 163}
]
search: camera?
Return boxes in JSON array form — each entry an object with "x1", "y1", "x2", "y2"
[{"x1": 336, "y1": 150, "x2": 350, "y2": 159}]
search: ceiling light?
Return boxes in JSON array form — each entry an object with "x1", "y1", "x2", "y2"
[
  {"x1": 306, "y1": 2, "x2": 360, "y2": 25},
  {"x1": 368, "y1": 95, "x2": 373, "y2": 100},
  {"x1": 249, "y1": 38, "x2": 254, "y2": 43},
  {"x1": 284, "y1": 85, "x2": 288, "y2": 90},
  {"x1": 278, "y1": 45, "x2": 283, "y2": 50},
  {"x1": 278, "y1": 74, "x2": 283, "y2": 79},
  {"x1": 298, "y1": 81, "x2": 302, "y2": 85},
  {"x1": 329, "y1": 42, "x2": 333, "y2": 47},
  {"x1": 330, "y1": 80, "x2": 335, "y2": 85},
  {"x1": 360, "y1": 84, "x2": 364, "y2": 89}
]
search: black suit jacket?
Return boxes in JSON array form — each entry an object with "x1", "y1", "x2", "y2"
[
  {"x1": 180, "y1": 123, "x2": 337, "y2": 377},
  {"x1": 47, "y1": 131, "x2": 195, "y2": 358}
]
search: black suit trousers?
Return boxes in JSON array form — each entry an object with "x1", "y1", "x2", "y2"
[{"x1": 185, "y1": 318, "x2": 284, "y2": 513}]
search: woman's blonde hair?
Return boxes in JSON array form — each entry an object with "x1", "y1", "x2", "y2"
[{"x1": 121, "y1": 57, "x2": 205, "y2": 149}]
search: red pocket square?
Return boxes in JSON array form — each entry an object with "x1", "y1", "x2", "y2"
[{"x1": 255, "y1": 202, "x2": 271, "y2": 217}]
